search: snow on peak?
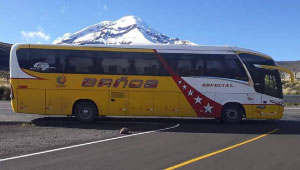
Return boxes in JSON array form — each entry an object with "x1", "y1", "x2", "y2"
[
  {"x1": 53, "y1": 16, "x2": 196, "y2": 45},
  {"x1": 115, "y1": 16, "x2": 143, "y2": 27}
]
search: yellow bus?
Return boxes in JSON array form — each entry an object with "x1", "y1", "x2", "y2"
[{"x1": 10, "y1": 44, "x2": 294, "y2": 123}]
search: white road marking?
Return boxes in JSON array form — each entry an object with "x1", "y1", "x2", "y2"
[
  {"x1": 0, "y1": 124, "x2": 180, "y2": 162},
  {"x1": 284, "y1": 108, "x2": 300, "y2": 110}
]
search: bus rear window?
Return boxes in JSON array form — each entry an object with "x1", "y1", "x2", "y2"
[{"x1": 17, "y1": 48, "x2": 58, "y2": 73}]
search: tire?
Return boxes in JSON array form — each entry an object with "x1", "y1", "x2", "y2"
[
  {"x1": 221, "y1": 104, "x2": 243, "y2": 124},
  {"x1": 74, "y1": 101, "x2": 98, "y2": 123}
]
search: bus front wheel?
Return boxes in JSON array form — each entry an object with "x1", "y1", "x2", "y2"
[
  {"x1": 74, "y1": 101, "x2": 98, "y2": 123},
  {"x1": 221, "y1": 104, "x2": 243, "y2": 124}
]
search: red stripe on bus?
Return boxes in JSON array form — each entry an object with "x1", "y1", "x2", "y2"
[
  {"x1": 153, "y1": 49, "x2": 223, "y2": 118},
  {"x1": 18, "y1": 85, "x2": 28, "y2": 89},
  {"x1": 21, "y1": 68, "x2": 47, "y2": 80}
]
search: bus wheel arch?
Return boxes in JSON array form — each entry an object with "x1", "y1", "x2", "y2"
[
  {"x1": 72, "y1": 99, "x2": 99, "y2": 122},
  {"x1": 221, "y1": 102, "x2": 245, "y2": 124}
]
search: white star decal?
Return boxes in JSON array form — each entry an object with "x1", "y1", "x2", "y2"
[
  {"x1": 178, "y1": 80, "x2": 182, "y2": 84},
  {"x1": 188, "y1": 89, "x2": 194, "y2": 96},
  {"x1": 182, "y1": 85, "x2": 187, "y2": 90},
  {"x1": 204, "y1": 103, "x2": 213, "y2": 113},
  {"x1": 193, "y1": 95, "x2": 202, "y2": 104}
]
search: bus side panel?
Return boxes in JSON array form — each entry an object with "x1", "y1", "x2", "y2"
[
  {"x1": 17, "y1": 89, "x2": 45, "y2": 114},
  {"x1": 10, "y1": 79, "x2": 18, "y2": 112},
  {"x1": 178, "y1": 93, "x2": 197, "y2": 117},
  {"x1": 61, "y1": 90, "x2": 109, "y2": 116},
  {"x1": 46, "y1": 89, "x2": 62, "y2": 115},
  {"x1": 153, "y1": 92, "x2": 179, "y2": 117}
]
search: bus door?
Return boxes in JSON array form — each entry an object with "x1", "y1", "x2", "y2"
[
  {"x1": 128, "y1": 91, "x2": 153, "y2": 116},
  {"x1": 255, "y1": 71, "x2": 281, "y2": 119},
  {"x1": 109, "y1": 91, "x2": 127, "y2": 116}
]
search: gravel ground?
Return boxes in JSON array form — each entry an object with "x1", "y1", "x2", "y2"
[{"x1": 0, "y1": 117, "x2": 172, "y2": 159}]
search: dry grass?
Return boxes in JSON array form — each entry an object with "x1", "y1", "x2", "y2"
[
  {"x1": 0, "y1": 71, "x2": 9, "y2": 88},
  {"x1": 282, "y1": 79, "x2": 300, "y2": 95},
  {"x1": 0, "y1": 78, "x2": 9, "y2": 88}
]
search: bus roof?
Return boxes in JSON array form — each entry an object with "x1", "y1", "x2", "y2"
[{"x1": 12, "y1": 43, "x2": 273, "y2": 59}]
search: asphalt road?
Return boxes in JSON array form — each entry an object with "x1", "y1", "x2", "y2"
[{"x1": 0, "y1": 101, "x2": 300, "y2": 170}]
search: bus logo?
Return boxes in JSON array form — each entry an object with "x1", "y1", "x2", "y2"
[
  {"x1": 81, "y1": 77, "x2": 159, "y2": 88},
  {"x1": 56, "y1": 75, "x2": 66, "y2": 85}
]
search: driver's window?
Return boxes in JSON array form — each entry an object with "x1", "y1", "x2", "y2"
[{"x1": 264, "y1": 74, "x2": 277, "y2": 97}]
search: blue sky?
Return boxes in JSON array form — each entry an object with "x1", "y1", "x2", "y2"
[{"x1": 0, "y1": 0, "x2": 299, "y2": 61}]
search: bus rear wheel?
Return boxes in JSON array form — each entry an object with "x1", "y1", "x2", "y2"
[
  {"x1": 221, "y1": 104, "x2": 243, "y2": 124},
  {"x1": 74, "y1": 101, "x2": 98, "y2": 123}
]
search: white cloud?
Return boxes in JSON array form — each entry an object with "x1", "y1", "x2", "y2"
[
  {"x1": 103, "y1": 4, "x2": 108, "y2": 10},
  {"x1": 21, "y1": 27, "x2": 51, "y2": 43},
  {"x1": 52, "y1": 33, "x2": 72, "y2": 44}
]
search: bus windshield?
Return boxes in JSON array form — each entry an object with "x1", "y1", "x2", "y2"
[{"x1": 239, "y1": 53, "x2": 283, "y2": 99}]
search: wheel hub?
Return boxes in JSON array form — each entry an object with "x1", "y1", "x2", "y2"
[
  {"x1": 81, "y1": 107, "x2": 91, "y2": 117},
  {"x1": 226, "y1": 109, "x2": 237, "y2": 119}
]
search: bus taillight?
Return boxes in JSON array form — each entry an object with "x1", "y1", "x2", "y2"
[{"x1": 10, "y1": 84, "x2": 14, "y2": 100}]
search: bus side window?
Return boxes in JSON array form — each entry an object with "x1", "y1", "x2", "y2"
[
  {"x1": 63, "y1": 51, "x2": 93, "y2": 74},
  {"x1": 101, "y1": 53, "x2": 130, "y2": 75},
  {"x1": 93, "y1": 51, "x2": 104, "y2": 74},
  {"x1": 264, "y1": 73, "x2": 278, "y2": 97},
  {"x1": 194, "y1": 58, "x2": 204, "y2": 76},
  {"x1": 175, "y1": 54, "x2": 193, "y2": 76},
  {"x1": 16, "y1": 48, "x2": 30, "y2": 69},
  {"x1": 205, "y1": 57, "x2": 224, "y2": 78},
  {"x1": 224, "y1": 55, "x2": 249, "y2": 81},
  {"x1": 160, "y1": 54, "x2": 177, "y2": 76},
  {"x1": 133, "y1": 57, "x2": 160, "y2": 76},
  {"x1": 57, "y1": 50, "x2": 68, "y2": 73},
  {"x1": 178, "y1": 59, "x2": 192, "y2": 76},
  {"x1": 28, "y1": 49, "x2": 57, "y2": 73}
]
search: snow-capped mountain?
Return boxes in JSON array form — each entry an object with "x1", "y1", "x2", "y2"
[{"x1": 53, "y1": 16, "x2": 196, "y2": 45}]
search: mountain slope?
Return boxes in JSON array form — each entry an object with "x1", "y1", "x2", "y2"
[
  {"x1": 277, "y1": 61, "x2": 300, "y2": 79},
  {"x1": 276, "y1": 61, "x2": 300, "y2": 72},
  {"x1": 0, "y1": 42, "x2": 12, "y2": 71},
  {"x1": 53, "y1": 16, "x2": 195, "y2": 45}
]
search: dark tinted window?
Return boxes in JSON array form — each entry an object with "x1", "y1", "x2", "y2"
[
  {"x1": 101, "y1": 53, "x2": 130, "y2": 75},
  {"x1": 162, "y1": 53, "x2": 248, "y2": 81},
  {"x1": 195, "y1": 57, "x2": 205, "y2": 76},
  {"x1": 99, "y1": 51, "x2": 165, "y2": 76},
  {"x1": 239, "y1": 53, "x2": 275, "y2": 66},
  {"x1": 239, "y1": 53, "x2": 282, "y2": 98},
  {"x1": 177, "y1": 55, "x2": 193, "y2": 76},
  {"x1": 17, "y1": 48, "x2": 58, "y2": 73},
  {"x1": 264, "y1": 73, "x2": 279, "y2": 97},
  {"x1": 205, "y1": 56, "x2": 225, "y2": 77},
  {"x1": 59, "y1": 50, "x2": 97, "y2": 74},
  {"x1": 251, "y1": 68, "x2": 283, "y2": 98},
  {"x1": 131, "y1": 53, "x2": 161, "y2": 75},
  {"x1": 223, "y1": 55, "x2": 248, "y2": 81},
  {"x1": 16, "y1": 48, "x2": 30, "y2": 68},
  {"x1": 17, "y1": 48, "x2": 169, "y2": 76}
]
